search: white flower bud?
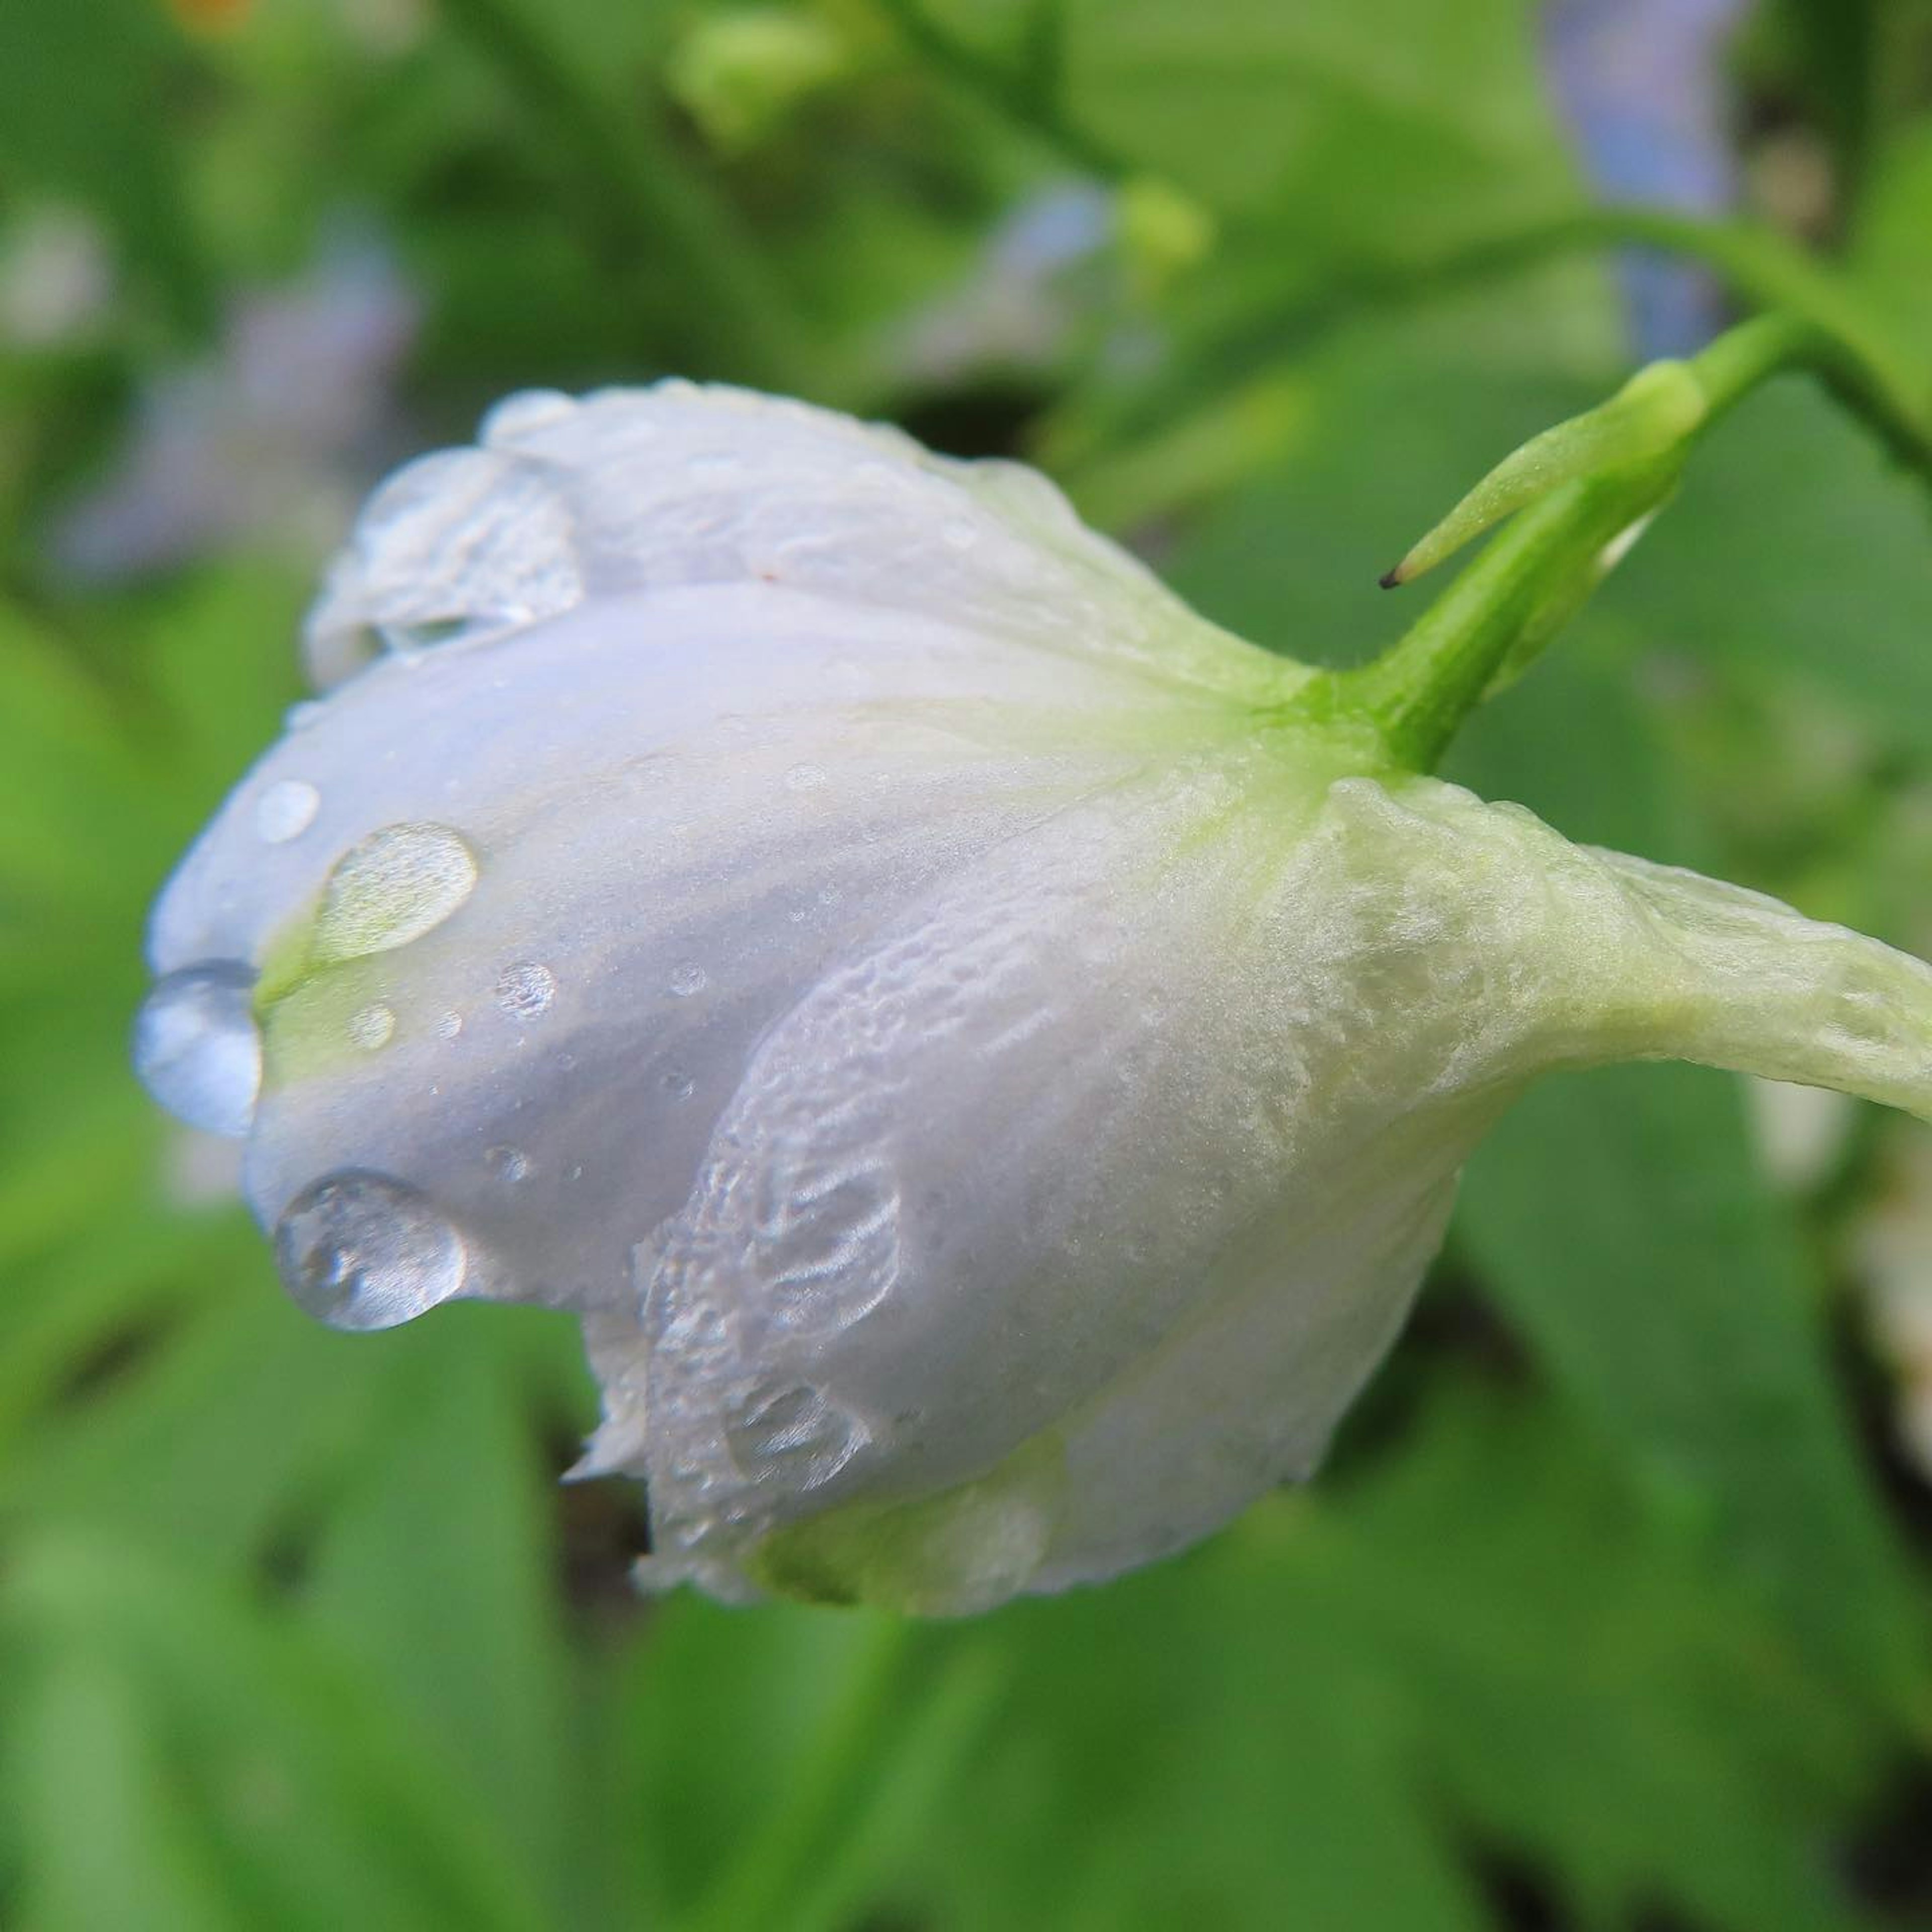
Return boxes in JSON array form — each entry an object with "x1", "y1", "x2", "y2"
[{"x1": 137, "y1": 383, "x2": 1932, "y2": 1613}]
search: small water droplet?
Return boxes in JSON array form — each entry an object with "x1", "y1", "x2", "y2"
[
  {"x1": 348, "y1": 1003, "x2": 395, "y2": 1051},
  {"x1": 784, "y1": 763, "x2": 826, "y2": 793},
  {"x1": 285, "y1": 699, "x2": 325, "y2": 733},
  {"x1": 661, "y1": 1068, "x2": 696, "y2": 1102},
  {"x1": 496, "y1": 960, "x2": 556, "y2": 1019},
  {"x1": 274, "y1": 1170, "x2": 467, "y2": 1331},
  {"x1": 725, "y1": 1382, "x2": 864, "y2": 1490},
  {"x1": 314, "y1": 824, "x2": 478, "y2": 962},
  {"x1": 133, "y1": 962, "x2": 261, "y2": 1139},
  {"x1": 940, "y1": 518, "x2": 978, "y2": 552},
  {"x1": 668, "y1": 963, "x2": 707, "y2": 998},
  {"x1": 485, "y1": 1144, "x2": 531, "y2": 1184},
  {"x1": 255, "y1": 778, "x2": 320, "y2": 844},
  {"x1": 435, "y1": 1009, "x2": 464, "y2": 1040}
]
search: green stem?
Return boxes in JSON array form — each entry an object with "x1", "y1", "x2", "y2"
[
  {"x1": 875, "y1": 0, "x2": 1122, "y2": 175},
  {"x1": 435, "y1": 0, "x2": 806, "y2": 390},
  {"x1": 684, "y1": 1617, "x2": 913, "y2": 1932},
  {"x1": 1312, "y1": 310, "x2": 1914, "y2": 773},
  {"x1": 1603, "y1": 225, "x2": 1930, "y2": 468},
  {"x1": 1311, "y1": 456, "x2": 1683, "y2": 772},
  {"x1": 1051, "y1": 205, "x2": 1931, "y2": 487}
]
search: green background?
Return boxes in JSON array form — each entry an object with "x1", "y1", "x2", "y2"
[{"x1": 6, "y1": 1, "x2": 1932, "y2": 1925}]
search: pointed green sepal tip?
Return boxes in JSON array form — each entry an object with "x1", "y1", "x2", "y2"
[{"x1": 1380, "y1": 359, "x2": 1708, "y2": 589}]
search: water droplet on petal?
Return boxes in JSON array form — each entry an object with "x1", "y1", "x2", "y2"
[
  {"x1": 353, "y1": 448, "x2": 584, "y2": 643},
  {"x1": 435, "y1": 1009, "x2": 464, "y2": 1040},
  {"x1": 274, "y1": 1170, "x2": 468, "y2": 1330},
  {"x1": 940, "y1": 518, "x2": 978, "y2": 552},
  {"x1": 662, "y1": 1068, "x2": 696, "y2": 1102},
  {"x1": 255, "y1": 779, "x2": 320, "y2": 844},
  {"x1": 314, "y1": 823, "x2": 478, "y2": 962},
  {"x1": 486, "y1": 1144, "x2": 531, "y2": 1184},
  {"x1": 784, "y1": 763, "x2": 827, "y2": 792},
  {"x1": 725, "y1": 1382, "x2": 865, "y2": 1490},
  {"x1": 133, "y1": 962, "x2": 262, "y2": 1139},
  {"x1": 348, "y1": 1002, "x2": 396, "y2": 1051},
  {"x1": 668, "y1": 963, "x2": 707, "y2": 998},
  {"x1": 496, "y1": 960, "x2": 556, "y2": 1019}
]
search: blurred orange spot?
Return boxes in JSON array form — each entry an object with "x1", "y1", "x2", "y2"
[{"x1": 169, "y1": 0, "x2": 252, "y2": 29}]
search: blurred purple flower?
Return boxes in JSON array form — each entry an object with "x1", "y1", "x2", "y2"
[
  {"x1": 52, "y1": 238, "x2": 418, "y2": 580},
  {"x1": 895, "y1": 182, "x2": 1113, "y2": 387},
  {"x1": 1544, "y1": 0, "x2": 1750, "y2": 356}
]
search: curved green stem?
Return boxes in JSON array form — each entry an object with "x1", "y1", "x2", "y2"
[
  {"x1": 1050, "y1": 204, "x2": 1931, "y2": 489},
  {"x1": 875, "y1": 0, "x2": 1120, "y2": 175},
  {"x1": 1304, "y1": 456, "x2": 1683, "y2": 772},
  {"x1": 1303, "y1": 309, "x2": 1931, "y2": 773}
]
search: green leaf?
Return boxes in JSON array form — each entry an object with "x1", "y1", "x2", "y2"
[
  {"x1": 0, "y1": 0, "x2": 210, "y2": 333},
  {"x1": 3, "y1": 1535, "x2": 555, "y2": 1932},
  {"x1": 869, "y1": 1380, "x2": 1891, "y2": 1931},
  {"x1": 1056, "y1": 0, "x2": 1576, "y2": 243},
  {"x1": 1585, "y1": 379, "x2": 1932, "y2": 761},
  {"x1": 7, "y1": 1655, "x2": 246, "y2": 1932},
  {"x1": 1310, "y1": 1389, "x2": 1888, "y2": 1932},
  {"x1": 303, "y1": 1323, "x2": 575, "y2": 1906}
]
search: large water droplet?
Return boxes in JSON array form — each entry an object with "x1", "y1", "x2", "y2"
[
  {"x1": 133, "y1": 962, "x2": 262, "y2": 1138},
  {"x1": 496, "y1": 960, "x2": 556, "y2": 1019},
  {"x1": 313, "y1": 823, "x2": 478, "y2": 962},
  {"x1": 255, "y1": 778, "x2": 320, "y2": 844},
  {"x1": 725, "y1": 1382, "x2": 865, "y2": 1490},
  {"x1": 358, "y1": 449, "x2": 582, "y2": 638},
  {"x1": 274, "y1": 1170, "x2": 467, "y2": 1331},
  {"x1": 302, "y1": 446, "x2": 585, "y2": 687}
]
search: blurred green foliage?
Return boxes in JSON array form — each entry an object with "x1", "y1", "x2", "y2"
[{"x1": 7, "y1": 1, "x2": 1932, "y2": 1926}]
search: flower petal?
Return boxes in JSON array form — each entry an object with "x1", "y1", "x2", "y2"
[
  {"x1": 611, "y1": 770, "x2": 1932, "y2": 1607},
  {"x1": 302, "y1": 382, "x2": 1295, "y2": 704},
  {"x1": 152, "y1": 567, "x2": 1263, "y2": 1339}
]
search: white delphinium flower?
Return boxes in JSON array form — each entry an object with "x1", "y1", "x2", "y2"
[{"x1": 135, "y1": 371, "x2": 1932, "y2": 1613}]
